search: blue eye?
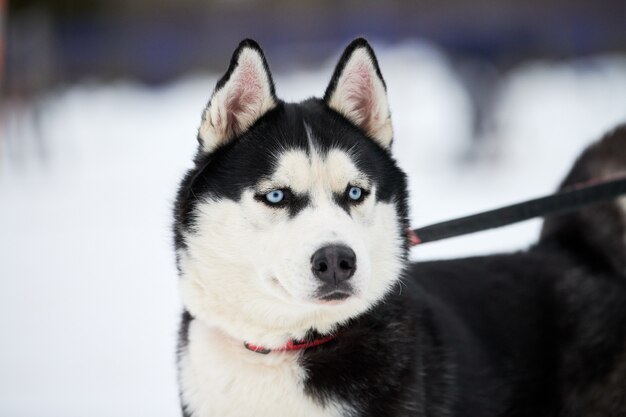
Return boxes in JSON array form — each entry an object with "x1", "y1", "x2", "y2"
[
  {"x1": 265, "y1": 189, "x2": 284, "y2": 204},
  {"x1": 348, "y1": 186, "x2": 363, "y2": 201}
]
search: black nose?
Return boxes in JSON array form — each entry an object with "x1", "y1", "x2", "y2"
[{"x1": 311, "y1": 245, "x2": 357, "y2": 284}]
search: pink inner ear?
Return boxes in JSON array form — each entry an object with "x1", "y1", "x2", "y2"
[
  {"x1": 337, "y1": 59, "x2": 383, "y2": 135},
  {"x1": 224, "y1": 58, "x2": 267, "y2": 136}
]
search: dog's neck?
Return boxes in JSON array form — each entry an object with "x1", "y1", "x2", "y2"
[
  {"x1": 180, "y1": 319, "x2": 350, "y2": 417},
  {"x1": 200, "y1": 312, "x2": 343, "y2": 351},
  {"x1": 190, "y1": 321, "x2": 334, "y2": 364},
  {"x1": 243, "y1": 334, "x2": 337, "y2": 354}
]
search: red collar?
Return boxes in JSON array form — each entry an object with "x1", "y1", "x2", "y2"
[{"x1": 243, "y1": 334, "x2": 336, "y2": 354}]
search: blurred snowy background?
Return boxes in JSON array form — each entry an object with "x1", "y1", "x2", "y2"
[{"x1": 1, "y1": 1, "x2": 626, "y2": 416}]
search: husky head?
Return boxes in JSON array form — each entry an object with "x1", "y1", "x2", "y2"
[{"x1": 174, "y1": 39, "x2": 409, "y2": 347}]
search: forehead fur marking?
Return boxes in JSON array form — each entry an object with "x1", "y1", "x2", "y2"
[
  {"x1": 270, "y1": 150, "x2": 312, "y2": 194},
  {"x1": 325, "y1": 150, "x2": 368, "y2": 191},
  {"x1": 268, "y1": 126, "x2": 368, "y2": 196}
]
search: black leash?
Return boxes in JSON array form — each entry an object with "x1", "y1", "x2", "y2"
[{"x1": 408, "y1": 176, "x2": 626, "y2": 246}]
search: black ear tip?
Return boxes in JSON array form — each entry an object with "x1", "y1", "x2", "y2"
[
  {"x1": 348, "y1": 37, "x2": 371, "y2": 48},
  {"x1": 237, "y1": 38, "x2": 263, "y2": 52},
  {"x1": 345, "y1": 37, "x2": 375, "y2": 55},
  {"x1": 231, "y1": 39, "x2": 267, "y2": 63},
  {"x1": 229, "y1": 38, "x2": 269, "y2": 68}
]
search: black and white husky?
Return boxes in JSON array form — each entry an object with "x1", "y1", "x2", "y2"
[{"x1": 173, "y1": 38, "x2": 626, "y2": 417}]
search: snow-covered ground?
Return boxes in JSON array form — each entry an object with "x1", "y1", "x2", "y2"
[{"x1": 1, "y1": 41, "x2": 625, "y2": 417}]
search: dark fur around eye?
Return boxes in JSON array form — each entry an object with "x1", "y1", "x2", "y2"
[
  {"x1": 254, "y1": 189, "x2": 310, "y2": 217},
  {"x1": 344, "y1": 184, "x2": 370, "y2": 204},
  {"x1": 254, "y1": 188, "x2": 292, "y2": 207}
]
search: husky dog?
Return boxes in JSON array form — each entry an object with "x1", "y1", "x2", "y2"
[{"x1": 173, "y1": 38, "x2": 626, "y2": 417}]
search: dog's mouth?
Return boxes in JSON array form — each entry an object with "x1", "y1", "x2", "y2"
[
  {"x1": 315, "y1": 283, "x2": 354, "y2": 304},
  {"x1": 270, "y1": 277, "x2": 355, "y2": 305},
  {"x1": 320, "y1": 291, "x2": 351, "y2": 301}
]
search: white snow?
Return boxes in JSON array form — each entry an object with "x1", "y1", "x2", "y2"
[{"x1": 1, "y1": 41, "x2": 625, "y2": 417}]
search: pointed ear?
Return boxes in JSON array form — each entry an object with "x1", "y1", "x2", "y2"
[
  {"x1": 324, "y1": 38, "x2": 393, "y2": 149},
  {"x1": 198, "y1": 39, "x2": 278, "y2": 153}
]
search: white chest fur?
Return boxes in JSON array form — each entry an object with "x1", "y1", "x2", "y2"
[{"x1": 179, "y1": 320, "x2": 349, "y2": 417}]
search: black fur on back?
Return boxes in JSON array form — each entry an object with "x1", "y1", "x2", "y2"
[{"x1": 540, "y1": 125, "x2": 626, "y2": 415}]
